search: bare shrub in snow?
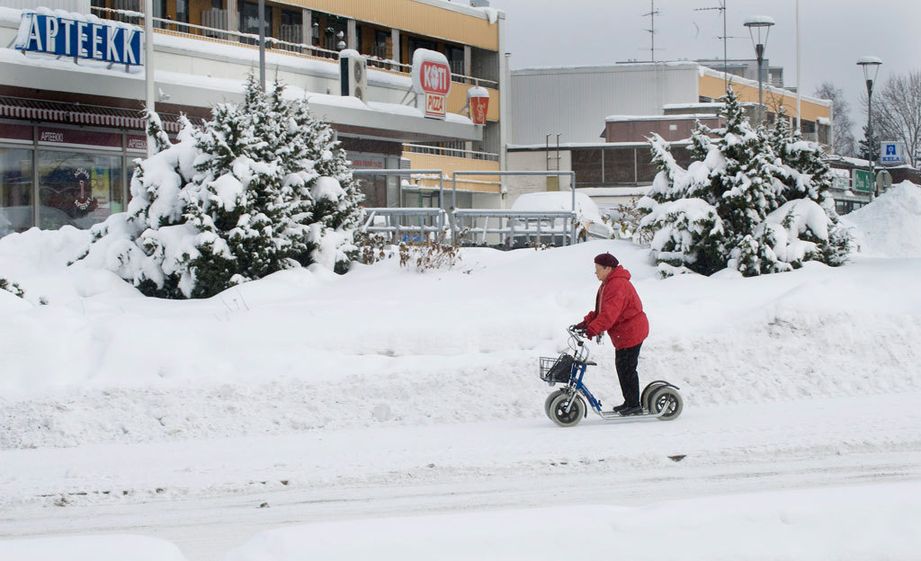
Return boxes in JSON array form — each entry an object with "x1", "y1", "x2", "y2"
[{"x1": 399, "y1": 236, "x2": 460, "y2": 273}]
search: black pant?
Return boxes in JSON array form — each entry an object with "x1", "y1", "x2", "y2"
[{"x1": 615, "y1": 343, "x2": 642, "y2": 407}]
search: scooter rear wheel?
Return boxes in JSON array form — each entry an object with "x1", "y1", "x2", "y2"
[
  {"x1": 641, "y1": 381, "x2": 668, "y2": 412},
  {"x1": 548, "y1": 393, "x2": 586, "y2": 427},
  {"x1": 649, "y1": 387, "x2": 683, "y2": 421}
]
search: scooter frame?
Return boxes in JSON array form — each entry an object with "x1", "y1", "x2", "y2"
[{"x1": 550, "y1": 327, "x2": 675, "y2": 422}]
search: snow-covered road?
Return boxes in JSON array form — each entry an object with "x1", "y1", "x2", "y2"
[{"x1": 3, "y1": 391, "x2": 920, "y2": 560}]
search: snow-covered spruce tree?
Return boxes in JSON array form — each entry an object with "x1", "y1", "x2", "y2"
[
  {"x1": 636, "y1": 133, "x2": 727, "y2": 275},
  {"x1": 761, "y1": 107, "x2": 852, "y2": 269},
  {"x1": 638, "y1": 88, "x2": 849, "y2": 277},
  {"x1": 82, "y1": 77, "x2": 363, "y2": 298}
]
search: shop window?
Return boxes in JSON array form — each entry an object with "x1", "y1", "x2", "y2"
[
  {"x1": 37, "y1": 151, "x2": 123, "y2": 231},
  {"x1": 0, "y1": 147, "x2": 34, "y2": 237}
]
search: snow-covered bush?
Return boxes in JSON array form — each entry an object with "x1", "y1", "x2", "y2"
[
  {"x1": 82, "y1": 77, "x2": 363, "y2": 298},
  {"x1": 0, "y1": 277, "x2": 24, "y2": 298},
  {"x1": 637, "y1": 88, "x2": 850, "y2": 277}
]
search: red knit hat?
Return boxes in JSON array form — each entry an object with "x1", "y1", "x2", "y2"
[{"x1": 594, "y1": 252, "x2": 619, "y2": 268}]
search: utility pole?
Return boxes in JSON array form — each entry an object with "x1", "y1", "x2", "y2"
[
  {"x1": 258, "y1": 0, "x2": 266, "y2": 91},
  {"x1": 144, "y1": 0, "x2": 155, "y2": 157},
  {"x1": 642, "y1": 0, "x2": 660, "y2": 62}
]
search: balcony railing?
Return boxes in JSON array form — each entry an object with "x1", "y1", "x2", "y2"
[
  {"x1": 403, "y1": 143, "x2": 499, "y2": 162},
  {"x1": 90, "y1": 6, "x2": 499, "y2": 88}
]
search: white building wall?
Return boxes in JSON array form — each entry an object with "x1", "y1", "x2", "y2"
[
  {"x1": 510, "y1": 63, "x2": 701, "y2": 146},
  {"x1": 505, "y1": 150, "x2": 573, "y2": 205},
  {"x1": 1, "y1": 0, "x2": 89, "y2": 11}
]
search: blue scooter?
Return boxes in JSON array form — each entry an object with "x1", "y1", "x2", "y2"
[{"x1": 539, "y1": 326, "x2": 683, "y2": 427}]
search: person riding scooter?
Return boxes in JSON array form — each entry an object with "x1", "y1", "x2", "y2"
[{"x1": 572, "y1": 252, "x2": 649, "y2": 416}]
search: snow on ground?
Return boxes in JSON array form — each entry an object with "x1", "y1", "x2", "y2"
[
  {"x1": 1, "y1": 187, "x2": 920, "y2": 560},
  {"x1": 223, "y1": 481, "x2": 921, "y2": 561},
  {"x1": 841, "y1": 181, "x2": 921, "y2": 258},
  {"x1": 1, "y1": 207, "x2": 920, "y2": 448},
  {"x1": 0, "y1": 535, "x2": 188, "y2": 561}
]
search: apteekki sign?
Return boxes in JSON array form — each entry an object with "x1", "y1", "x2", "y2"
[{"x1": 15, "y1": 12, "x2": 143, "y2": 66}]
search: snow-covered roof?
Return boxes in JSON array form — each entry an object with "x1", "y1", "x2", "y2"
[
  {"x1": 605, "y1": 114, "x2": 719, "y2": 123},
  {"x1": 697, "y1": 65, "x2": 832, "y2": 107},
  {"x1": 577, "y1": 186, "x2": 651, "y2": 197},
  {"x1": 513, "y1": 61, "x2": 698, "y2": 76},
  {"x1": 662, "y1": 102, "x2": 725, "y2": 110},
  {"x1": 508, "y1": 140, "x2": 690, "y2": 150}
]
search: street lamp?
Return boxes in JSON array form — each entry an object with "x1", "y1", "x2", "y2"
[
  {"x1": 744, "y1": 15, "x2": 775, "y2": 124},
  {"x1": 857, "y1": 56, "x2": 883, "y2": 194}
]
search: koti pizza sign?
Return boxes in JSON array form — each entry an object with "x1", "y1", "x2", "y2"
[{"x1": 412, "y1": 49, "x2": 452, "y2": 120}]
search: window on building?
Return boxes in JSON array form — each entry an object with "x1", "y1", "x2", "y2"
[
  {"x1": 0, "y1": 147, "x2": 33, "y2": 236},
  {"x1": 446, "y1": 44, "x2": 465, "y2": 77},
  {"x1": 239, "y1": 1, "x2": 273, "y2": 38},
  {"x1": 319, "y1": 14, "x2": 347, "y2": 52},
  {"x1": 279, "y1": 9, "x2": 303, "y2": 45},
  {"x1": 175, "y1": 0, "x2": 189, "y2": 23},
  {"x1": 409, "y1": 37, "x2": 437, "y2": 60},
  {"x1": 571, "y1": 149, "x2": 603, "y2": 187},
  {"x1": 37, "y1": 151, "x2": 123, "y2": 231}
]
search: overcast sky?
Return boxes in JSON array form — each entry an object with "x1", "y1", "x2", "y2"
[{"x1": 488, "y1": 0, "x2": 921, "y2": 136}]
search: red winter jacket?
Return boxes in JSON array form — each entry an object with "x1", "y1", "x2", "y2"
[{"x1": 581, "y1": 266, "x2": 649, "y2": 349}]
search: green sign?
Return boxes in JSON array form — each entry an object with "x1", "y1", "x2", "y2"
[{"x1": 853, "y1": 170, "x2": 875, "y2": 193}]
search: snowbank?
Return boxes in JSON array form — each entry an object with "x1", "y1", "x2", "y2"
[
  {"x1": 1, "y1": 227, "x2": 921, "y2": 448},
  {"x1": 224, "y1": 481, "x2": 921, "y2": 561},
  {"x1": 0, "y1": 535, "x2": 187, "y2": 561},
  {"x1": 842, "y1": 181, "x2": 921, "y2": 258}
]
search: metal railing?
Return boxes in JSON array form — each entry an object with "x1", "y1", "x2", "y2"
[
  {"x1": 403, "y1": 143, "x2": 500, "y2": 162},
  {"x1": 90, "y1": 7, "x2": 499, "y2": 88},
  {"x1": 361, "y1": 207, "x2": 448, "y2": 243},
  {"x1": 453, "y1": 209, "x2": 577, "y2": 247}
]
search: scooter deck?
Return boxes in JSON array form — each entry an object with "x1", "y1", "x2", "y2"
[{"x1": 596, "y1": 409, "x2": 665, "y2": 422}]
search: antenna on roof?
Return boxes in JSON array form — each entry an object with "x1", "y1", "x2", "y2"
[
  {"x1": 642, "y1": 0, "x2": 661, "y2": 62},
  {"x1": 694, "y1": 0, "x2": 739, "y2": 90}
]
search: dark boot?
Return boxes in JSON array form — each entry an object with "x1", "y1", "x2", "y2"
[{"x1": 619, "y1": 405, "x2": 643, "y2": 416}]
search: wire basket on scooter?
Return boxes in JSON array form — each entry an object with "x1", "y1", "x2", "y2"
[{"x1": 539, "y1": 354, "x2": 575, "y2": 384}]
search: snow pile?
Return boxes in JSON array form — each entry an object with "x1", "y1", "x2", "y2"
[
  {"x1": 0, "y1": 535, "x2": 187, "y2": 561},
  {"x1": 842, "y1": 181, "x2": 921, "y2": 257},
  {"x1": 2, "y1": 228, "x2": 921, "y2": 448},
  {"x1": 225, "y1": 482, "x2": 921, "y2": 561}
]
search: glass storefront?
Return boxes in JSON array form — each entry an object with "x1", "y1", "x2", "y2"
[
  {"x1": 1, "y1": 124, "x2": 138, "y2": 237},
  {"x1": 37, "y1": 150, "x2": 124, "y2": 230},
  {"x1": 0, "y1": 148, "x2": 33, "y2": 236}
]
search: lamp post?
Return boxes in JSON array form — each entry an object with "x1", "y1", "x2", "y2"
[
  {"x1": 857, "y1": 56, "x2": 883, "y2": 196},
  {"x1": 744, "y1": 15, "x2": 775, "y2": 125}
]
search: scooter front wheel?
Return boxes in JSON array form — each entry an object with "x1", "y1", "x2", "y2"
[
  {"x1": 548, "y1": 393, "x2": 586, "y2": 427},
  {"x1": 544, "y1": 389, "x2": 568, "y2": 419}
]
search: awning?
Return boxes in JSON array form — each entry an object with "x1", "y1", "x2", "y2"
[{"x1": 0, "y1": 96, "x2": 189, "y2": 132}]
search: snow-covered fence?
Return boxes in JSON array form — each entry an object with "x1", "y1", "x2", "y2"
[{"x1": 453, "y1": 209, "x2": 577, "y2": 247}]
